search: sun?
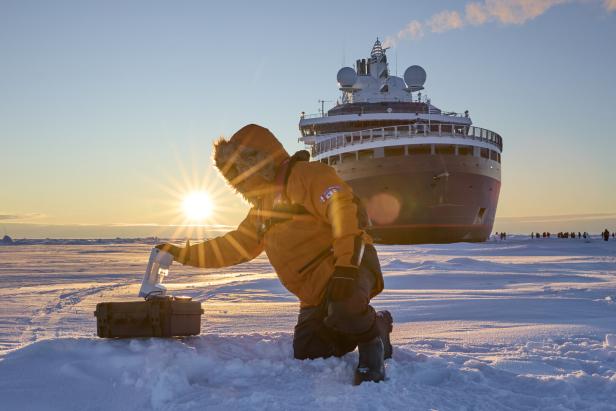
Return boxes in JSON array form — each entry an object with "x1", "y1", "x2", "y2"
[{"x1": 182, "y1": 191, "x2": 214, "y2": 222}]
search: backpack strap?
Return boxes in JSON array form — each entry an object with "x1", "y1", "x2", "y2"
[{"x1": 274, "y1": 150, "x2": 310, "y2": 205}]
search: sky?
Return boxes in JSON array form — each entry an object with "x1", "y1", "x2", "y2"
[{"x1": 1, "y1": 0, "x2": 615, "y2": 238}]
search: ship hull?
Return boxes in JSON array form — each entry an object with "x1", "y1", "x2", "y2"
[{"x1": 332, "y1": 154, "x2": 501, "y2": 244}]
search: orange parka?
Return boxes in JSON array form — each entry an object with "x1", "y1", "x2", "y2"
[{"x1": 182, "y1": 157, "x2": 383, "y2": 307}]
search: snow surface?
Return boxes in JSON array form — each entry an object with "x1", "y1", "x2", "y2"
[{"x1": 1, "y1": 237, "x2": 616, "y2": 410}]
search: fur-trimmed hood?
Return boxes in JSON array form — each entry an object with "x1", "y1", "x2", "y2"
[{"x1": 213, "y1": 124, "x2": 290, "y2": 201}]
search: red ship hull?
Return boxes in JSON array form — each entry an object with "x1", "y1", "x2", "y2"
[{"x1": 332, "y1": 153, "x2": 501, "y2": 244}]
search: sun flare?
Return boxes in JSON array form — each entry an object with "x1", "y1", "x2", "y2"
[{"x1": 182, "y1": 191, "x2": 214, "y2": 222}]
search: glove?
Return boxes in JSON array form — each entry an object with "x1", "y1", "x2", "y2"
[
  {"x1": 328, "y1": 266, "x2": 358, "y2": 301},
  {"x1": 155, "y1": 240, "x2": 191, "y2": 265}
]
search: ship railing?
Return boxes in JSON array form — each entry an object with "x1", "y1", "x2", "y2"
[
  {"x1": 300, "y1": 112, "x2": 328, "y2": 119},
  {"x1": 345, "y1": 97, "x2": 467, "y2": 114},
  {"x1": 300, "y1": 105, "x2": 468, "y2": 120},
  {"x1": 310, "y1": 123, "x2": 503, "y2": 157}
]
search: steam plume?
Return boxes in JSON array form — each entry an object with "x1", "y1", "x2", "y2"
[{"x1": 427, "y1": 10, "x2": 464, "y2": 33}]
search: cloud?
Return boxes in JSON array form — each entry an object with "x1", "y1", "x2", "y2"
[
  {"x1": 108, "y1": 222, "x2": 237, "y2": 229},
  {"x1": 0, "y1": 213, "x2": 45, "y2": 221},
  {"x1": 498, "y1": 212, "x2": 616, "y2": 223},
  {"x1": 386, "y1": 0, "x2": 611, "y2": 47}
]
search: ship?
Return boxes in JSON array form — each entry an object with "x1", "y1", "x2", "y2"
[{"x1": 298, "y1": 39, "x2": 502, "y2": 244}]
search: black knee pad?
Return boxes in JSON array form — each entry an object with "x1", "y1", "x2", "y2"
[
  {"x1": 324, "y1": 303, "x2": 376, "y2": 337},
  {"x1": 293, "y1": 318, "x2": 335, "y2": 360}
]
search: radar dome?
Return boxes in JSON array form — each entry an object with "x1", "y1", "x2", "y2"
[
  {"x1": 404, "y1": 65, "x2": 427, "y2": 88},
  {"x1": 337, "y1": 67, "x2": 357, "y2": 87}
]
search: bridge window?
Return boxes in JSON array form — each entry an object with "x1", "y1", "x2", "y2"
[
  {"x1": 490, "y1": 150, "x2": 498, "y2": 161},
  {"x1": 413, "y1": 124, "x2": 427, "y2": 134},
  {"x1": 358, "y1": 149, "x2": 374, "y2": 160},
  {"x1": 458, "y1": 145, "x2": 473, "y2": 156},
  {"x1": 435, "y1": 145, "x2": 455, "y2": 155},
  {"x1": 408, "y1": 144, "x2": 431, "y2": 155},
  {"x1": 341, "y1": 152, "x2": 356, "y2": 163},
  {"x1": 384, "y1": 146, "x2": 405, "y2": 157},
  {"x1": 454, "y1": 126, "x2": 466, "y2": 134},
  {"x1": 480, "y1": 148, "x2": 489, "y2": 159}
]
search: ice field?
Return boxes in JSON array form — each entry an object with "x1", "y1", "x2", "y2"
[{"x1": 1, "y1": 237, "x2": 616, "y2": 410}]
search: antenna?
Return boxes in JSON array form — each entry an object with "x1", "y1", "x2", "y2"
[
  {"x1": 395, "y1": 49, "x2": 398, "y2": 77},
  {"x1": 427, "y1": 97, "x2": 431, "y2": 127},
  {"x1": 318, "y1": 99, "x2": 333, "y2": 117}
]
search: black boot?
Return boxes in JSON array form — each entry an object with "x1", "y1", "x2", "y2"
[
  {"x1": 376, "y1": 310, "x2": 393, "y2": 360},
  {"x1": 353, "y1": 337, "x2": 385, "y2": 385}
]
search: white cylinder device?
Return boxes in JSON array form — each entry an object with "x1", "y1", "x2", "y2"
[{"x1": 139, "y1": 247, "x2": 173, "y2": 299}]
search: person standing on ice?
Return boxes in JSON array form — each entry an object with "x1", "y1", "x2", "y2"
[{"x1": 156, "y1": 124, "x2": 392, "y2": 385}]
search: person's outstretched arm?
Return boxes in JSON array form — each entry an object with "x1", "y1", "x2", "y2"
[{"x1": 157, "y1": 209, "x2": 264, "y2": 268}]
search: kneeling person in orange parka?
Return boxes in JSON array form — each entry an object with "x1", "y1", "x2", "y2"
[{"x1": 157, "y1": 124, "x2": 392, "y2": 385}]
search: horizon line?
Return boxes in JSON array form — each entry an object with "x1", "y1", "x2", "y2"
[{"x1": 2, "y1": 211, "x2": 615, "y2": 226}]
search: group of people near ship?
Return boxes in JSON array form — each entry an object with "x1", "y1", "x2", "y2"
[
  {"x1": 529, "y1": 230, "x2": 612, "y2": 241},
  {"x1": 494, "y1": 230, "x2": 613, "y2": 241}
]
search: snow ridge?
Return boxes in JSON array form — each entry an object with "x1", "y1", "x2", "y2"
[{"x1": 1, "y1": 334, "x2": 615, "y2": 410}]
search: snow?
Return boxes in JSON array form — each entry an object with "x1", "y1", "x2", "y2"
[{"x1": 1, "y1": 236, "x2": 616, "y2": 410}]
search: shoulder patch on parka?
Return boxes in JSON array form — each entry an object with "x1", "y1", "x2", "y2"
[{"x1": 319, "y1": 185, "x2": 341, "y2": 203}]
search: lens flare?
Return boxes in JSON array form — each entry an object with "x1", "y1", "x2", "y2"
[
  {"x1": 182, "y1": 191, "x2": 213, "y2": 222},
  {"x1": 366, "y1": 192, "x2": 401, "y2": 225}
]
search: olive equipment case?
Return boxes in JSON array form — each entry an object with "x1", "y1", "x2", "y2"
[{"x1": 94, "y1": 296, "x2": 203, "y2": 338}]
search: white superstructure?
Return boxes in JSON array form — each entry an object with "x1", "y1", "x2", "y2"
[{"x1": 299, "y1": 39, "x2": 501, "y2": 164}]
